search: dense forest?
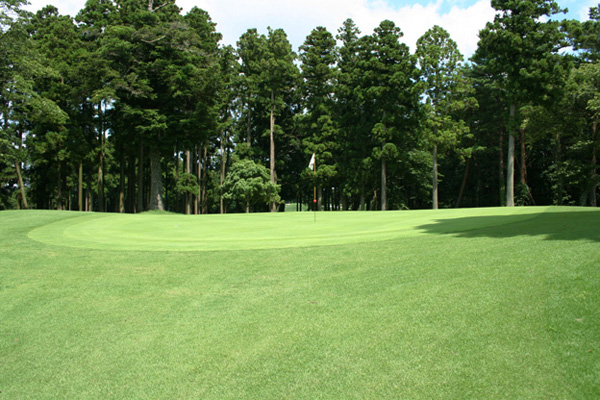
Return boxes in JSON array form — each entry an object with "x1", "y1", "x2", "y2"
[{"x1": 1, "y1": 0, "x2": 599, "y2": 213}]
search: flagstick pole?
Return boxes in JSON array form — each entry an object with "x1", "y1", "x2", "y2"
[
  {"x1": 313, "y1": 185, "x2": 316, "y2": 222},
  {"x1": 313, "y1": 157, "x2": 317, "y2": 223}
]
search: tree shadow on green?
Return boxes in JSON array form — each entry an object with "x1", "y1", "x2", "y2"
[{"x1": 416, "y1": 210, "x2": 600, "y2": 242}]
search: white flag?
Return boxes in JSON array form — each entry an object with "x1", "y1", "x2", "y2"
[{"x1": 308, "y1": 153, "x2": 316, "y2": 171}]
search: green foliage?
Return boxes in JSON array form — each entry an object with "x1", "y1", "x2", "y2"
[
  {"x1": 299, "y1": 26, "x2": 339, "y2": 192},
  {"x1": 1, "y1": 0, "x2": 600, "y2": 213},
  {"x1": 473, "y1": 0, "x2": 568, "y2": 105},
  {"x1": 564, "y1": 4, "x2": 600, "y2": 62},
  {"x1": 221, "y1": 158, "x2": 281, "y2": 212},
  {"x1": 175, "y1": 172, "x2": 199, "y2": 196}
]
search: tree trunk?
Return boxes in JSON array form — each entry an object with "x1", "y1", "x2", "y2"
[
  {"x1": 97, "y1": 160, "x2": 104, "y2": 212},
  {"x1": 432, "y1": 144, "x2": 439, "y2": 209},
  {"x1": 270, "y1": 90, "x2": 277, "y2": 212},
  {"x1": 78, "y1": 162, "x2": 83, "y2": 211},
  {"x1": 499, "y1": 127, "x2": 505, "y2": 206},
  {"x1": 136, "y1": 139, "x2": 144, "y2": 213},
  {"x1": 14, "y1": 161, "x2": 28, "y2": 209},
  {"x1": 97, "y1": 103, "x2": 105, "y2": 212},
  {"x1": 520, "y1": 126, "x2": 527, "y2": 187},
  {"x1": 246, "y1": 96, "x2": 252, "y2": 146},
  {"x1": 318, "y1": 185, "x2": 323, "y2": 211},
  {"x1": 220, "y1": 131, "x2": 226, "y2": 214},
  {"x1": 520, "y1": 126, "x2": 535, "y2": 205},
  {"x1": 507, "y1": 133, "x2": 515, "y2": 207},
  {"x1": 149, "y1": 148, "x2": 164, "y2": 211},
  {"x1": 128, "y1": 156, "x2": 136, "y2": 213},
  {"x1": 555, "y1": 131, "x2": 563, "y2": 205},
  {"x1": 359, "y1": 190, "x2": 365, "y2": 211},
  {"x1": 591, "y1": 121, "x2": 598, "y2": 207},
  {"x1": 381, "y1": 158, "x2": 387, "y2": 211},
  {"x1": 201, "y1": 144, "x2": 208, "y2": 214},
  {"x1": 57, "y1": 160, "x2": 63, "y2": 210},
  {"x1": 185, "y1": 149, "x2": 191, "y2": 215},
  {"x1": 119, "y1": 152, "x2": 126, "y2": 213},
  {"x1": 86, "y1": 185, "x2": 92, "y2": 212},
  {"x1": 13, "y1": 128, "x2": 28, "y2": 209},
  {"x1": 195, "y1": 146, "x2": 200, "y2": 215},
  {"x1": 455, "y1": 156, "x2": 471, "y2": 208},
  {"x1": 506, "y1": 104, "x2": 516, "y2": 207}
]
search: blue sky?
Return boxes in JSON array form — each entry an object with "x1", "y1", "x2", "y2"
[
  {"x1": 383, "y1": 0, "x2": 593, "y2": 19},
  {"x1": 26, "y1": 0, "x2": 594, "y2": 58}
]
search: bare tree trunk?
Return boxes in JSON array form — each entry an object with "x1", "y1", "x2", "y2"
[
  {"x1": 86, "y1": 184, "x2": 92, "y2": 211},
  {"x1": 520, "y1": 126, "x2": 535, "y2": 205},
  {"x1": 127, "y1": 157, "x2": 136, "y2": 212},
  {"x1": 57, "y1": 160, "x2": 63, "y2": 210},
  {"x1": 97, "y1": 103, "x2": 105, "y2": 212},
  {"x1": 15, "y1": 161, "x2": 28, "y2": 209},
  {"x1": 381, "y1": 158, "x2": 387, "y2": 211},
  {"x1": 195, "y1": 146, "x2": 200, "y2": 215},
  {"x1": 455, "y1": 156, "x2": 471, "y2": 208},
  {"x1": 591, "y1": 121, "x2": 598, "y2": 207},
  {"x1": 246, "y1": 95, "x2": 252, "y2": 146},
  {"x1": 507, "y1": 133, "x2": 515, "y2": 207},
  {"x1": 506, "y1": 104, "x2": 516, "y2": 207},
  {"x1": 201, "y1": 144, "x2": 208, "y2": 214},
  {"x1": 149, "y1": 148, "x2": 164, "y2": 211},
  {"x1": 432, "y1": 143, "x2": 438, "y2": 209},
  {"x1": 97, "y1": 160, "x2": 104, "y2": 212},
  {"x1": 220, "y1": 132, "x2": 226, "y2": 214},
  {"x1": 136, "y1": 139, "x2": 144, "y2": 213},
  {"x1": 87, "y1": 189, "x2": 90, "y2": 211},
  {"x1": 499, "y1": 127, "x2": 506, "y2": 206},
  {"x1": 270, "y1": 90, "x2": 277, "y2": 212},
  {"x1": 520, "y1": 126, "x2": 527, "y2": 187},
  {"x1": 185, "y1": 149, "x2": 191, "y2": 215},
  {"x1": 555, "y1": 131, "x2": 563, "y2": 205},
  {"x1": 359, "y1": 190, "x2": 365, "y2": 211},
  {"x1": 119, "y1": 152, "x2": 126, "y2": 213},
  {"x1": 13, "y1": 128, "x2": 29, "y2": 209},
  {"x1": 78, "y1": 162, "x2": 83, "y2": 211},
  {"x1": 317, "y1": 185, "x2": 323, "y2": 211},
  {"x1": 372, "y1": 189, "x2": 378, "y2": 211}
]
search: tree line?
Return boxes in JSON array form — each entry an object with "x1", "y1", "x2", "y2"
[{"x1": 1, "y1": 0, "x2": 599, "y2": 213}]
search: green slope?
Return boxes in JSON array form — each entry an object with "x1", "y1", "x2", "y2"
[
  {"x1": 26, "y1": 206, "x2": 563, "y2": 251},
  {"x1": 1, "y1": 207, "x2": 599, "y2": 399}
]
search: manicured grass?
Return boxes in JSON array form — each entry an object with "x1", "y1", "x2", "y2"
[
  {"x1": 30, "y1": 206, "x2": 549, "y2": 251},
  {"x1": 1, "y1": 207, "x2": 599, "y2": 399}
]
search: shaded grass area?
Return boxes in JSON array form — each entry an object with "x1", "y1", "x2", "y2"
[{"x1": 1, "y1": 207, "x2": 599, "y2": 399}]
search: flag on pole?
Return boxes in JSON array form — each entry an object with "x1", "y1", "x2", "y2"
[{"x1": 308, "y1": 153, "x2": 316, "y2": 171}]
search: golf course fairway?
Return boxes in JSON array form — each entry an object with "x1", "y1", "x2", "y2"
[
  {"x1": 28, "y1": 206, "x2": 558, "y2": 251},
  {"x1": 2, "y1": 206, "x2": 599, "y2": 399}
]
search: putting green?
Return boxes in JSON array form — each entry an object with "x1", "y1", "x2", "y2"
[{"x1": 26, "y1": 207, "x2": 554, "y2": 251}]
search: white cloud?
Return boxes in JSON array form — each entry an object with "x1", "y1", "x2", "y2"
[
  {"x1": 25, "y1": 0, "x2": 495, "y2": 57},
  {"x1": 577, "y1": 1, "x2": 597, "y2": 21},
  {"x1": 188, "y1": 0, "x2": 496, "y2": 58}
]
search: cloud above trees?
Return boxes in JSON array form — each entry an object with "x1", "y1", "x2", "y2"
[
  {"x1": 26, "y1": 0, "x2": 586, "y2": 57},
  {"x1": 183, "y1": 0, "x2": 496, "y2": 57}
]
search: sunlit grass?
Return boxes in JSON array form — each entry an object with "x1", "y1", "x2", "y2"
[{"x1": 1, "y1": 207, "x2": 599, "y2": 399}]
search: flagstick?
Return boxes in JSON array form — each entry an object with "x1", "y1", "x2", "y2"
[
  {"x1": 308, "y1": 153, "x2": 317, "y2": 222},
  {"x1": 313, "y1": 186, "x2": 317, "y2": 222},
  {"x1": 313, "y1": 156, "x2": 317, "y2": 223}
]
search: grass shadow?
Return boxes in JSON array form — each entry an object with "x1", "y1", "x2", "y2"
[{"x1": 416, "y1": 209, "x2": 600, "y2": 242}]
